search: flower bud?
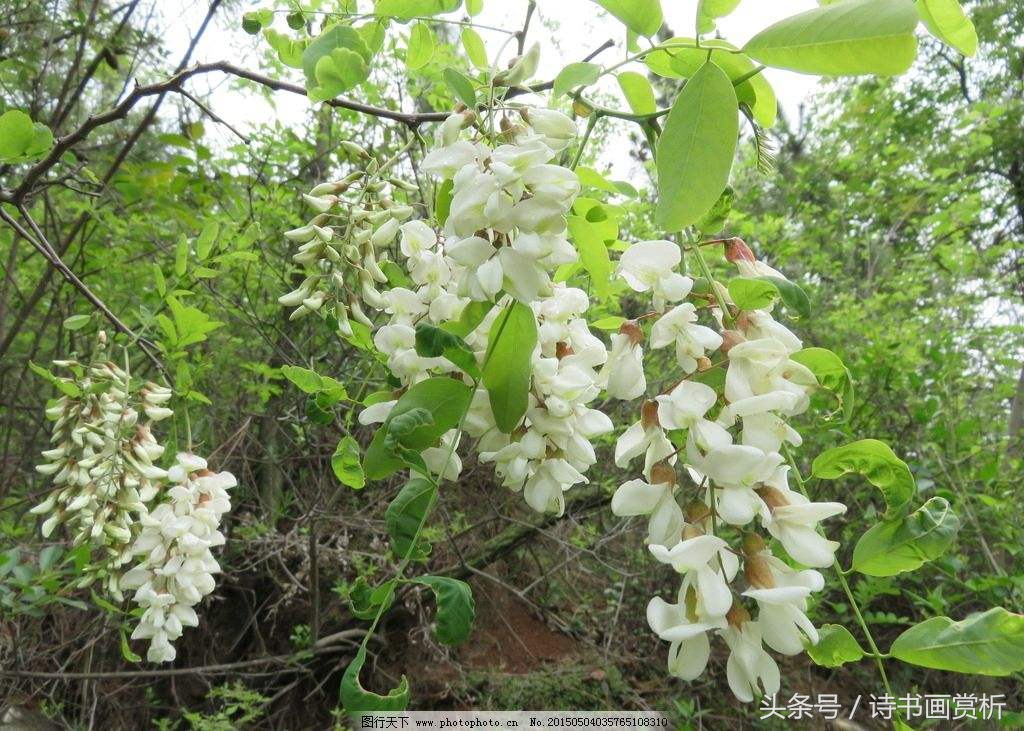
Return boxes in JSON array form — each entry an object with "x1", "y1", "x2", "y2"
[
  {"x1": 726, "y1": 601, "x2": 750, "y2": 629},
  {"x1": 719, "y1": 329, "x2": 745, "y2": 354},
  {"x1": 723, "y1": 237, "x2": 755, "y2": 264},
  {"x1": 640, "y1": 399, "x2": 660, "y2": 430},
  {"x1": 755, "y1": 485, "x2": 790, "y2": 510},
  {"x1": 685, "y1": 500, "x2": 710, "y2": 524},
  {"x1": 619, "y1": 320, "x2": 644, "y2": 346},
  {"x1": 649, "y1": 461, "x2": 676, "y2": 487},
  {"x1": 744, "y1": 554, "x2": 775, "y2": 590},
  {"x1": 341, "y1": 140, "x2": 370, "y2": 159},
  {"x1": 742, "y1": 532, "x2": 766, "y2": 556}
]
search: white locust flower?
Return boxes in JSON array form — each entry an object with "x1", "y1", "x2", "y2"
[
  {"x1": 611, "y1": 462, "x2": 683, "y2": 546},
  {"x1": 617, "y1": 241, "x2": 693, "y2": 310},
  {"x1": 757, "y1": 467, "x2": 846, "y2": 567},
  {"x1": 599, "y1": 323, "x2": 645, "y2": 400},
  {"x1": 742, "y1": 548, "x2": 824, "y2": 655},
  {"x1": 649, "y1": 533, "x2": 737, "y2": 618},
  {"x1": 650, "y1": 303, "x2": 723, "y2": 373},
  {"x1": 720, "y1": 615, "x2": 781, "y2": 703},
  {"x1": 647, "y1": 588, "x2": 725, "y2": 680}
]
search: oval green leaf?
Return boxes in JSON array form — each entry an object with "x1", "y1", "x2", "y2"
[
  {"x1": 890, "y1": 607, "x2": 1024, "y2": 676},
  {"x1": 655, "y1": 61, "x2": 738, "y2": 232},
  {"x1": 743, "y1": 0, "x2": 919, "y2": 76},
  {"x1": 482, "y1": 302, "x2": 537, "y2": 433},
  {"x1": 852, "y1": 496, "x2": 959, "y2": 577},
  {"x1": 806, "y1": 624, "x2": 866, "y2": 668},
  {"x1": 916, "y1": 0, "x2": 978, "y2": 57},
  {"x1": 412, "y1": 575, "x2": 475, "y2": 645}
]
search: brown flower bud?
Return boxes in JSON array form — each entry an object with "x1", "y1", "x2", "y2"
[
  {"x1": 724, "y1": 237, "x2": 755, "y2": 264},
  {"x1": 719, "y1": 329, "x2": 746, "y2": 354},
  {"x1": 640, "y1": 399, "x2": 660, "y2": 430},
  {"x1": 685, "y1": 500, "x2": 711, "y2": 524},
  {"x1": 756, "y1": 485, "x2": 790, "y2": 510},
  {"x1": 555, "y1": 342, "x2": 575, "y2": 360},
  {"x1": 726, "y1": 601, "x2": 750, "y2": 629},
  {"x1": 744, "y1": 554, "x2": 776, "y2": 590},
  {"x1": 696, "y1": 356, "x2": 713, "y2": 372},
  {"x1": 742, "y1": 532, "x2": 767, "y2": 557},
  {"x1": 682, "y1": 523, "x2": 704, "y2": 540},
  {"x1": 619, "y1": 320, "x2": 644, "y2": 346},
  {"x1": 650, "y1": 461, "x2": 677, "y2": 487}
]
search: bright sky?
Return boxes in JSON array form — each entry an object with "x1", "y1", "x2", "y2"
[{"x1": 160, "y1": 0, "x2": 824, "y2": 178}]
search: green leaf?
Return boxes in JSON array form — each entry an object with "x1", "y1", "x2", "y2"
[
  {"x1": 29, "y1": 361, "x2": 82, "y2": 397},
  {"x1": 0, "y1": 110, "x2": 53, "y2": 163},
  {"x1": 760, "y1": 276, "x2": 811, "y2": 319},
  {"x1": 852, "y1": 497, "x2": 959, "y2": 576},
  {"x1": 196, "y1": 222, "x2": 219, "y2": 261},
  {"x1": 264, "y1": 29, "x2": 307, "y2": 68},
  {"x1": 375, "y1": 0, "x2": 460, "y2": 19},
  {"x1": 655, "y1": 62, "x2": 738, "y2": 232},
  {"x1": 812, "y1": 439, "x2": 915, "y2": 515},
  {"x1": 696, "y1": 0, "x2": 741, "y2": 34},
  {"x1": 616, "y1": 71, "x2": 656, "y2": 115},
  {"x1": 482, "y1": 302, "x2": 537, "y2": 433},
  {"x1": 412, "y1": 575, "x2": 475, "y2": 645},
  {"x1": 553, "y1": 62, "x2": 601, "y2": 97},
  {"x1": 302, "y1": 24, "x2": 371, "y2": 100},
  {"x1": 443, "y1": 68, "x2": 476, "y2": 108},
  {"x1": 466, "y1": 0, "x2": 483, "y2": 15},
  {"x1": 806, "y1": 624, "x2": 866, "y2": 668},
  {"x1": 791, "y1": 347, "x2": 854, "y2": 418},
  {"x1": 743, "y1": 0, "x2": 919, "y2": 76},
  {"x1": 346, "y1": 576, "x2": 395, "y2": 620},
  {"x1": 727, "y1": 277, "x2": 779, "y2": 311},
  {"x1": 174, "y1": 234, "x2": 189, "y2": 277},
  {"x1": 567, "y1": 215, "x2": 612, "y2": 299},
  {"x1": 152, "y1": 265, "x2": 166, "y2": 297},
  {"x1": 696, "y1": 185, "x2": 733, "y2": 233},
  {"x1": 386, "y1": 478, "x2": 437, "y2": 559},
  {"x1": 434, "y1": 178, "x2": 454, "y2": 225},
  {"x1": 241, "y1": 9, "x2": 271, "y2": 34},
  {"x1": 916, "y1": 0, "x2": 977, "y2": 56},
  {"x1": 340, "y1": 646, "x2": 410, "y2": 713},
  {"x1": 592, "y1": 0, "x2": 663, "y2": 37},
  {"x1": 414, "y1": 322, "x2": 480, "y2": 377},
  {"x1": 406, "y1": 22, "x2": 434, "y2": 70},
  {"x1": 363, "y1": 377, "x2": 473, "y2": 479},
  {"x1": 461, "y1": 27, "x2": 488, "y2": 70},
  {"x1": 281, "y1": 365, "x2": 323, "y2": 393},
  {"x1": 358, "y1": 20, "x2": 388, "y2": 54},
  {"x1": 62, "y1": 314, "x2": 92, "y2": 331},
  {"x1": 120, "y1": 629, "x2": 142, "y2": 662},
  {"x1": 644, "y1": 40, "x2": 777, "y2": 127},
  {"x1": 590, "y1": 316, "x2": 627, "y2": 331},
  {"x1": 332, "y1": 436, "x2": 365, "y2": 489},
  {"x1": 889, "y1": 607, "x2": 1024, "y2": 676},
  {"x1": 441, "y1": 300, "x2": 491, "y2": 338}
]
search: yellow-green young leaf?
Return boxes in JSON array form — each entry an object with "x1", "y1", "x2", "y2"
[
  {"x1": 696, "y1": 0, "x2": 741, "y2": 34},
  {"x1": 655, "y1": 62, "x2": 738, "y2": 232},
  {"x1": 591, "y1": 316, "x2": 627, "y2": 331},
  {"x1": 727, "y1": 277, "x2": 778, "y2": 311},
  {"x1": 281, "y1": 365, "x2": 323, "y2": 393},
  {"x1": 302, "y1": 24, "x2": 371, "y2": 100},
  {"x1": 358, "y1": 20, "x2": 388, "y2": 54},
  {"x1": 812, "y1": 439, "x2": 915, "y2": 515},
  {"x1": 466, "y1": 0, "x2": 483, "y2": 15},
  {"x1": 593, "y1": 0, "x2": 663, "y2": 37},
  {"x1": 263, "y1": 29, "x2": 307, "y2": 68},
  {"x1": 916, "y1": 0, "x2": 978, "y2": 56},
  {"x1": 174, "y1": 234, "x2": 189, "y2": 277},
  {"x1": 340, "y1": 646, "x2": 410, "y2": 713},
  {"x1": 152, "y1": 264, "x2": 166, "y2": 297},
  {"x1": 375, "y1": 0, "x2": 460, "y2": 19},
  {"x1": 195, "y1": 222, "x2": 219, "y2": 261},
  {"x1": 0, "y1": 110, "x2": 53, "y2": 162},
  {"x1": 791, "y1": 346, "x2": 854, "y2": 419},
  {"x1": 553, "y1": 62, "x2": 601, "y2": 97},
  {"x1": 332, "y1": 436, "x2": 365, "y2": 489},
  {"x1": 567, "y1": 215, "x2": 612, "y2": 299},
  {"x1": 644, "y1": 40, "x2": 776, "y2": 127},
  {"x1": 482, "y1": 302, "x2": 537, "y2": 433},
  {"x1": 460, "y1": 27, "x2": 488, "y2": 70},
  {"x1": 743, "y1": 0, "x2": 918, "y2": 76},
  {"x1": 406, "y1": 22, "x2": 434, "y2": 70},
  {"x1": 852, "y1": 497, "x2": 959, "y2": 576},
  {"x1": 413, "y1": 575, "x2": 475, "y2": 645},
  {"x1": 806, "y1": 624, "x2": 865, "y2": 668},
  {"x1": 62, "y1": 314, "x2": 92, "y2": 331},
  {"x1": 616, "y1": 71, "x2": 656, "y2": 115},
  {"x1": 890, "y1": 607, "x2": 1024, "y2": 676}
]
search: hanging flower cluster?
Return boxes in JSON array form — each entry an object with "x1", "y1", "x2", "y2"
[
  {"x1": 31, "y1": 332, "x2": 172, "y2": 599},
  {"x1": 120, "y1": 452, "x2": 235, "y2": 663},
  {"x1": 31, "y1": 333, "x2": 237, "y2": 662},
  {"x1": 284, "y1": 106, "x2": 611, "y2": 514},
  {"x1": 608, "y1": 239, "x2": 847, "y2": 701},
  {"x1": 280, "y1": 143, "x2": 416, "y2": 335}
]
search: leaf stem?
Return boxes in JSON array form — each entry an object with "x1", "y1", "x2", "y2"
[{"x1": 570, "y1": 113, "x2": 600, "y2": 170}]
